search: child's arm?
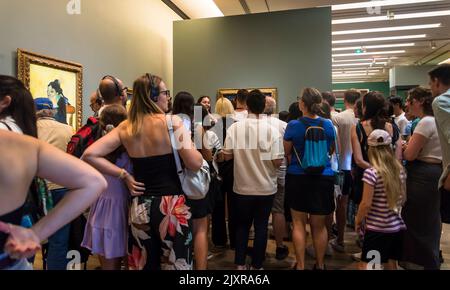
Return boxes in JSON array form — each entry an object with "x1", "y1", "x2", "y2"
[{"x1": 355, "y1": 182, "x2": 374, "y2": 233}]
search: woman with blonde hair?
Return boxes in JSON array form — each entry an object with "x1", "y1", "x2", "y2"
[
  {"x1": 355, "y1": 129, "x2": 406, "y2": 270},
  {"x1": 83, "y1": 73, "x2": 203, "y2": 270},
  {"x1": 215, "y1": 97, "x2": 235, "y2": 118}
]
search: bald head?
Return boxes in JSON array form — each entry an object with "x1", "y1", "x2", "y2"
[
  {"x1": 264, "y1": 96, "x2": 276, "y2": 115},
  {"x1": 98, "y1": 77, "x2": 125, "y2": 105}
]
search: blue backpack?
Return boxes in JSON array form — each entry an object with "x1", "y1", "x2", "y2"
[{"x1": 293, "y1": 118, "x2": 329, "y2": 175}]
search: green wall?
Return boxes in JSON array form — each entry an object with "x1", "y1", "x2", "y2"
[
  {"x1": 332, "y1": 82, "x2": 390, "y2": 110},
  {"x1": 174, "y1": 8, "x2": 332, "y2": 112}
]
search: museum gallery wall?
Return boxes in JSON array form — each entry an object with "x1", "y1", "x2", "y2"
[
  {"x1": 174, "y1": 7, "x2": 332, "y2": 112},
  {"x1": 0, "y1": 0, "x2": 180, "y2": 123}
]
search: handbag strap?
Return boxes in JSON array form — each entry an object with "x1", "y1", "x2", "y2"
[
  {"x1": 0, "y1": 121, "x2": 12, "y2": 132},
  {"x1": 166, "y1": 115, "x2": 184, "y2": 179}
]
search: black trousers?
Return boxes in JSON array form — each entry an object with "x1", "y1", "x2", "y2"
[
  {"x1": 211, "y1": 179, "x2": 237, "y2": 248},
  {"x1": 234, "y1": 193, "x2": 274, "y2": 269}
]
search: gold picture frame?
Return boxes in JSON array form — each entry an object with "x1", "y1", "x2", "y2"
[
  {"x1": 217, "y1": 88, "x2": 278, "y2": 112},
  {"x1": 17, "y1": 48, "x2": 83, "y2": 131}
]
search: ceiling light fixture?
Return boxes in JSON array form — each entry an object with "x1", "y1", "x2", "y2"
[
  {"x1": 333, "y1": 50, "x2": 406, "y2": 57},
  {"x1": 332, "y1": 23, "x2": 441, "y2": 35},
  {"x1": 332, "y1": 10, "x2": 450, "y2": 24},
  {"x1": 333, "y1": 57, "x2": 397, "y2": 63},
  {"x1": 333, "y1": 62, "x2": 388, "y2": 67},
  {"x1": 332, "y1": 43, "x2": 415, "y2": 51},
  {"x1": 331, "y1": 0, "x2": 444, "y2": 11},
  {"x1": 332, "y1": 34, "x2": 426, "y2": 44},
  {"x1": 439, "y1": 58, "x2": 450, "y2": 64}
]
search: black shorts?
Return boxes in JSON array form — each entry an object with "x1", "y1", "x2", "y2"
[
  {"x1": 361, "y1": 230, "x2": 404, "y2": 264},
  {"x1": 441, "y1": 187, "x2": 450, "y2": 224},
  {"x1": 186, "y1": 195, "x2": 210, "y2": 219},
  {"x1": 285, "y1": 174, "x2": 335, "y2": 215},
  {"x1": 341, "y1": 170, "x2": 353, "y2": 196}
]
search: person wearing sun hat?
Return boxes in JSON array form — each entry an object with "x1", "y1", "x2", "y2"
[
  {"x1": 355, "y1": 129, "x2": 407, "y2": 270},
  {"x1": 34, "y1": 97, "x2": 74, "y2": 270}
]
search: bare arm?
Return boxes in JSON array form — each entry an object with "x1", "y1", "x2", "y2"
[
  {"x1": 82, "y1": 126, "x2": 145, "y2": 196},
  {"x1": 32, "y1": 140, "x2": 107, "y2": 242},
  {"x1": 351, "y1": 125, "x2": 371, "y2": 169},
  {"x1": 284, "y1": 140, "x2": 293, "y2": 165},
  {"x1": 355, "y1": 182, "x2": 374, "y2": 233},
  {"x1": 403, "y1": 133, "x2": 427, "y2": 161},
  {"x1": 171, "y1": 115, "x2": 203, "y2": 171},
  {"x1": 272, "y1": 158, "x2": 284, "y2": 169}
]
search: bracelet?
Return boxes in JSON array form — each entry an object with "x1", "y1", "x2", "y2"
[{"x1": 118, "y1": 169, "x2": 128, "y2": 180}]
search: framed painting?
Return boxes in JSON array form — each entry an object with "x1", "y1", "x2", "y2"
[
  {"x1": 17, "y1": 48, "x2": 83, "y2": 131},
  {"x1": 217, "y1": 88, "x2": 278, "y2": 112},
  {"x1": 126, "y1": 88, "x2": 133, "y2": 112}
]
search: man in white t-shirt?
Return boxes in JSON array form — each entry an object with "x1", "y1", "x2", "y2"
[
  {"x1": 389, "y1": 95, "x2": 409, "y2": 137},
  {"x1": 223, "y1": 90, "x2": 284, "y2": 270},
  {"x1": 233, "y1": 89, "x2": 249, "y2": 121},
  {"x1": 331, "y1": 89, "x2": 360, "y2": 253},
  {"x1": 264, "y1": 96, "x2": 289, "y2": 260},
  {"x1": 322, "y1": 91, "x2": 339, "y2": 119}
]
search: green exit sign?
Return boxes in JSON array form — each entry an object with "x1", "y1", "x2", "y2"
[{"x1": 355, "y1": 48, "x2": 364, "y2": 54}]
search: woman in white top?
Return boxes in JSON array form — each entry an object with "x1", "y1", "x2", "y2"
[{"x1": 401, "y1": 87, "x2": 443, "y2": 270}]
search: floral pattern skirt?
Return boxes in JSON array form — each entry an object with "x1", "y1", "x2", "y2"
[{"x1": 128, "y1": 195, "x2": 193, "y2": 270}]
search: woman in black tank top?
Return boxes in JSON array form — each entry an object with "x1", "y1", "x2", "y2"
[{"x1": 83, "y1": 74, "x2": 203, "y2": 271}]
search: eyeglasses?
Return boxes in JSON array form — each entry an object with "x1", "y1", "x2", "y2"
[{"x1": 161, "y1": 90, "x2": 170, "y2": 98}]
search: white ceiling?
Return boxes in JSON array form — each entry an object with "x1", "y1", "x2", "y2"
[{"x1": 179, "y1": 0, "x2": 450, "y2": 83}]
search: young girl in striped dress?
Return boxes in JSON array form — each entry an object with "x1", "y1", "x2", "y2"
[{"x1": 355, "y1": 129, "x2": 406, "y2": 270}]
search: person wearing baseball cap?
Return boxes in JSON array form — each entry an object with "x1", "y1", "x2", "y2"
[
  {"x1": 34, "y1": 97, "x2": 74, "y2": 270},
  {"x1": 355, "y1": 129, "x2": 407, "y2": 270}
]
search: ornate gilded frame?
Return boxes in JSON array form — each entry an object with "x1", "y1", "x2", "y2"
[
  {"x1": 217, "y1": 88, "x2": 278, "y2": 112},
  {"x1": 17, "y1": 48, "x2": 83, "y2": 130}
]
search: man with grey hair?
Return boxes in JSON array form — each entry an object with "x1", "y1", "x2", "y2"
[
  {"x1": 264, "y1": 96, "x2": 289, "y2": 260},
  {"x1": 35, "y1": 97, "x2": 74, "y2": 270}
]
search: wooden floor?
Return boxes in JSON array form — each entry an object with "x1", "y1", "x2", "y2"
[{"x1": 33, "y1": 224, "x2": 450, "y2": 270}]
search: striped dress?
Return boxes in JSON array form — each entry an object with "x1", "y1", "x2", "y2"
[{"x1": 362, "y1": 168, "x2": 406, "y2": 233}]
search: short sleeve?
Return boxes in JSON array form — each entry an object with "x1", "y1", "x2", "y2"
[
  {"x1": 270, "y1": 130, "x2": 285, "y2": 160},
  {"x1": 362, "y1": 168, "x2": 377, "y2": 186},
  {"x1": 413, "y1": 117, "x2": 433, "y2": 138},
  {"x1": 284, "y1": 121, "x2": 296, "y2": 141},
  {"x1": 433, "y1": 97, "x2": 450, "y2": 145},
  {"x1": 325, "y1": 119, "x2": 336, "y2": 147}
]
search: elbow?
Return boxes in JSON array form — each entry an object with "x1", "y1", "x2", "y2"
[
  {"x1": 403, "y1": 151, "x2": 415, "y2": 162},
  {"x1": 91, "y1": 173, "x2": 107, "y2": 199},
  {"x1": 355, "y1": 158, "x2": 366, "y2": 168},
  {"x1": 186, "y1": 153, "x2": 204, "y2": 171}
]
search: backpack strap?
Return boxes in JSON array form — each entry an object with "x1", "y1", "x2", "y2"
[{"x1": 292, "y1": 145, "x2": 303, "y2": 168}]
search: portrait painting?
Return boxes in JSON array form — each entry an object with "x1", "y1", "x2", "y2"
[{"x1": 17, "y1": 49, "x2": 83, "y2": 131}]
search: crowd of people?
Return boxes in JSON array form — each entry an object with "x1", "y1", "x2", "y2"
[{"x1": 0, "y1": 64, "x2": 449, "y2": 271}]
